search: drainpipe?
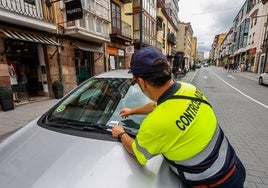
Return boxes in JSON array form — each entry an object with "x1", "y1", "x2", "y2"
[
  {"x1": 140, "y1": 0, "x2": 143, "y2": 49},
  {"x1": 56, "y1": 24, "x2": 63, "y2": 81},
  {"x1": 263, "y1": 15, "x2": 268, "y2": 73},
  {"x1": 57, "y1": 46, "x2": 63, "y2": 81}
]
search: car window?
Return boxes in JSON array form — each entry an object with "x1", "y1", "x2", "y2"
[{"x1": 45, "y1": 77, "x2": 151, "y2": 133}]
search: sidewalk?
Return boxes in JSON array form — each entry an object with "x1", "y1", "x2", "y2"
[
  {"x1": 0, "y1": 99, "x2": 59, "y2": 137},
  {"x1": 236, "y1": 70, "x2": 260, "y2": 81}
]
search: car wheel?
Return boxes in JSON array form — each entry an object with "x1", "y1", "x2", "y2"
[{"x1": 259, "y1": 77, "x2": 263, "y2": 85}]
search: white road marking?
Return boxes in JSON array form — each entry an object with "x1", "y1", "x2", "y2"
[
  {"x1": 189, "y1": 71, "x2": 198, "y2": 83},
  {"x1": 210, "y1": 70, "x2": 268, "y2": 110},
  {"x1": 227, "y1": 75, "x2": 236, "y2": 80}
]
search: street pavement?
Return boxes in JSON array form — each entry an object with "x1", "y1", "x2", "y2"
[
  {"x1": 0, "y1": 98, "x2": 60, "y2": 138},
  {"x1": 0, "y1": 68, "x2": 264, "y2": 187}
]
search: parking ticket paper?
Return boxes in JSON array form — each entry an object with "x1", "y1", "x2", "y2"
[{"x1": 109, "y1": 121, "x2": 120, "y2": 127}]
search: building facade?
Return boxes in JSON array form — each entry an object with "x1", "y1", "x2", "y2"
[
  {"x1": 0, "y1": 0, "x2": 184, "y2": 110},
  {"x1": 0, "y1": 0, "x2": 110, "y2": 105},
  {"x1": 177, "y1": 22, "x2": 194, "y2": 70},
  {"x1": 212, "y1": 0, "x2": 268, "y2": 73}
]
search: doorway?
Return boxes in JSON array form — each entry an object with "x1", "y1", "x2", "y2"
[{"x1": 5, "y1": 40, "x2": 44, "y2": 102}]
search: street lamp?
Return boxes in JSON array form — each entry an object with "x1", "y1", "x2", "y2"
[{"x1": 125, "y1": 0, "x2": 143, "y2": 49}]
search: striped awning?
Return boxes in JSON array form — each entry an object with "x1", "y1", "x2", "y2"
[
  {"x1": 1, "y1": 29, "x2": 59, "y2": 46},
  {"x1": 73, "y1": 42, "x2": 103, "y2": 54}
]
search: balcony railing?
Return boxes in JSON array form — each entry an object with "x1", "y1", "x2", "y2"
[
  {"x1": 110, "y1": 20, "x2": 132, "y2": 44},
  {"x1": 0, "y1": 0, "x2": 55, "y2": 23},
  {"x1": 121, "y1": 20, "x2": 132, "y2": 39}
]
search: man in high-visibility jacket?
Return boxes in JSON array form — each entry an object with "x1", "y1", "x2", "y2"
[{"x1": 112, "y1": 46, "x2": 246, "y2": 188}]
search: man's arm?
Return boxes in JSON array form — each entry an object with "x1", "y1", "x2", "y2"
[
  {"x1": 121, "y1": 133, "x2": 135, "y2": 156},
  {"x1": 112, "y1": 125, "x2": 135, "y2": 156},
  {"x1": 119, "y1": 101, "x2": 156, "y2": 118}
]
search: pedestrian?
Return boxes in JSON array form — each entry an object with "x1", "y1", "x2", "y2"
[
  {"x1": 111, "y1": 46, "x2": 246, "y2": 188},
  {"x1": 233, "y1": 62, "x2": 238, "y2": 73},
  {"x1": 240, "y1": 63, "x2": 244, "y2": 72},
  {"x1": 227, "y1": 62, "x2": 231, "y2": 72}
]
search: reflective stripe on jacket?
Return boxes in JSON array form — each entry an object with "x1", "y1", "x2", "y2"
[{"x1": 166, "y1": 125, "x2": 237, "y2": 185}]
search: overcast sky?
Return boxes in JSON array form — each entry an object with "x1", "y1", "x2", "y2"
[{"x1": 178, "y1": 0, "x2": 246, "y2": 59}]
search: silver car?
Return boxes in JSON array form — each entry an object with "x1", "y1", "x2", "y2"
[
  {"x1": 259, "y1": 72, "x2": 268, "y2": 85},
  {"x1": 0, "y1": 69, "x2": 186, "y2": 188}
]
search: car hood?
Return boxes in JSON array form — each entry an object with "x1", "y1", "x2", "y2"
[{"x1": 0, "y1": 119, "x2": 183, "y2": 188}]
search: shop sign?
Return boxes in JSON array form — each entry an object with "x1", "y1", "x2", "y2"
[
  {"x1": 65, "y1": 0, "x2": 83, "y2": 22},
  {"x1": 126, "y1": 46, "x2": 134, "y2": 54},
  {"x1": 108, "y1": 47, "x2": 118, "y2": 55},
  {"x1": 118, "y1": 49, "x2": 124, "y2": 56}
]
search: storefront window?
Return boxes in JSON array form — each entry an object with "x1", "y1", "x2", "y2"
[
  {"x1": 5, "y1": 41, "x2": 44, "y2": 102},
  {"x1": 75, "y1": 49, "x2": 93, "y2": 85},
  {"x1": 108, "y1": 48, "x2": 125, "y2": 70}
]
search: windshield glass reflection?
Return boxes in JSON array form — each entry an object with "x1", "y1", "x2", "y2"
[{"x1": 47, "y1": 78, "x2": 151, "y2": 131}]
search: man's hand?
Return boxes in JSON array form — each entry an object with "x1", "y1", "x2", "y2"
[
  {"x1": 119, "y1": 101, "x2": 156, "y2": 118},
  {"x1": 112, "y1": 125, "x2": 135, "y2": 156},
  {"x1": 112, "y1": 125, "x2": 125, "y2": 138},
  {"x1": 119, "y1": 108, "x2": 133, "y2": 118}
]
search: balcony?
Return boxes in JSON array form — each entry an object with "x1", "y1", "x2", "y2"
[
  {"x1": 64, "y1": 2, "x2": 111, "y2": 43},
  {"x1": 110, "y1": 20, "x2": 132, "y2": 45},
  {"x1": 0, "y1": 0, "x2": 56, "y2": 31},
  {"x1": 167, "y1": 33, "x2": 176, "y2": 45}
]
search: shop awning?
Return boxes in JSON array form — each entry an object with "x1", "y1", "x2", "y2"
[
  {"x1": 1, "y1": 29, "x2": 59, "y2": 46},
  {"x1": 73, "y1": 42, "x2": 103, "y2": 54}
]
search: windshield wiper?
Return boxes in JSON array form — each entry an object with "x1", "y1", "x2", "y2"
[
  {"x1": 47, "y1": 119, "x2": 111, "y2": 134},
  {"x1": 47, "y1": 118, "x2": 138, "y2": 137}
]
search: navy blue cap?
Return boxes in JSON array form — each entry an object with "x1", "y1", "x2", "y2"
[{"x1": 130, "y1": 46, "x2": 168, "y2": 75}]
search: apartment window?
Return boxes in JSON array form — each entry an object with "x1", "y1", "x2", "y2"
[
  {"x1": 133, "y1": 14, "x2": 140, "y2": 30},
  {"x1": 242, "y1": 35, "x2": 248, "y2": 47},
  {"x1": 244, "y1": 19, "x2": 250, "y2": 34},
  {"x1": 111, "y1": 2, "x2": 121, "y2": 33},
  {"x1": 85, "y1": 0, "x2": 95, "y2": 12},
  {"x1": 96, "y1": 18, "x2": 102, "y2": 33},
  {"x1": 88, "y1": 14, "x2": 94, "y2": 30}
]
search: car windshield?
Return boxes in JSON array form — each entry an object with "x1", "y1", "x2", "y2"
[{"x1": 45, "y1": 77, "x2": 151, "y2": 135}]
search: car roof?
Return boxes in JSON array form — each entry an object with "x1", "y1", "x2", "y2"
[{"x1": 95, "y1": 69, "x2": 133, "y2": 78}]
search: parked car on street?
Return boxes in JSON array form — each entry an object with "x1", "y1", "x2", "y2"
[
  {"x1": 195, "y1": 63, "x2": 201, "y2": 69},
  {"x1": 258, "y1": 72, "x2": 268, "y2": 85},
  {"x1": 203, "y1": 63, "x2": 209, "y2": 67},
  {"x1": 0, "y1": 69, "x2": 185, "y2": 188}
]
